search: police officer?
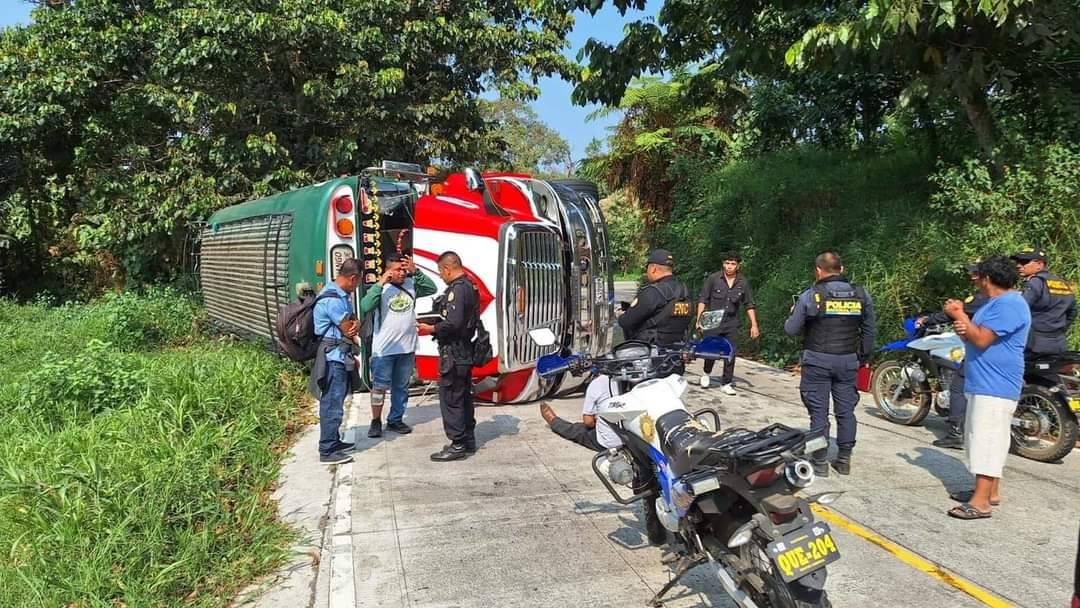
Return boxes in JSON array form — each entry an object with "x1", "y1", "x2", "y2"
[
  {"x1": 784, "y1": 251, "x2": 876, "y2": 476},
  {"x1": 1012, "y1": 248, "x2": 1076, "y2": 356},
  {"x1": 618, "y1": 249, "x2": 693, "y2": 369},
  {"x1": 417, "y1": 251, "x2": 480, "y2": 462},
  {"x1": 917, "y1": 260, "x2": 989, "y2": 450}
]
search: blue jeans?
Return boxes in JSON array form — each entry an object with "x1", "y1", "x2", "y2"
[
  {"x1": 370, "y1": 353, "x2": 415, "y2": 424},
  {"x1": 319, "y1": 362, "x2": 350, "y2": 455}
]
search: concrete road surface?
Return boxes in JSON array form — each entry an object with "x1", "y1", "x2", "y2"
[{"x1": 307, "y1": 353, "x2": 1079, "y2": 608}]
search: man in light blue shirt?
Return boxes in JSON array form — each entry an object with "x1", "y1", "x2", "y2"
[
  {"x1": 943, "y1": 256, "x2": 1030, "y2": 519},
  {"x1": 311, "y1": 258, "x2": 363, "y2": 465},
  {"x1": 359, "y1": 254, "x2": 437, "y2": 438}
]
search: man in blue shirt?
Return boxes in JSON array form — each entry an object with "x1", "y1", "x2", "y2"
[
  {"x1": 943, "y1": 256, "x2": 1030, "y2": 519},
  {"x1": 311, "y1": 258, "x2": 364, "y2": 465},
  {"x1": 785, "y1": 251, "x2": 876, "y2": 477}
]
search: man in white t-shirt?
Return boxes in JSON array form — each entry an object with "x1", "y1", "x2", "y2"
[
  {"x1": 539, "y1": 375, "x2": 623, "y2": 451},
  {"x1": 359, "y1": 255, "x2": 438, "y2": 438}
]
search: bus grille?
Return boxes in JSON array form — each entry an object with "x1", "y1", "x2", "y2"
[
  {"x1": 198, "y1": 214, "x2": 292, "y2": 342},
  {"x1": 502, "y1": 225, "x2": 564, "y2": 369}
]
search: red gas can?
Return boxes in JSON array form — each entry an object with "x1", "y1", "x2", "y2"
[{"x1": 856, "y1": 363, "x2": 873, "y2": 393}]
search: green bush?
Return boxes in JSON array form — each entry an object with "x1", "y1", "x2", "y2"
[
  {"x1": 659, "y1": 143, "x2": 1080, "y2": 366},
  {"x1": 0, "y1": 294, "x2": 304, "y2": 607},
  {"x1": 602, "y1": 192, "x2": 649, "y2": 276}
]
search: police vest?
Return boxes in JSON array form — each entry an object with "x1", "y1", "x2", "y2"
[
  {"x1": 1030, "y1": 271, "x2": 1076, "y2": 335},
  {"x1": 637, "y1": 279, "x2": 693, "y2": 347},
  {"x1": 803, "y1": 280, "x2": 866, "y2": 355}
]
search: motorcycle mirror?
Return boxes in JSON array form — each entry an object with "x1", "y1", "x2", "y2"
[
  {"x1": 528, "y1": 327, "x2": 557, "y2": 347},
  {"x1": 694, "y1": 336, "x2": 735, "y2": 360},
  {"x1": 463, "y1": 167, "x2": 486, "y2": 192},
  {"x1": 806, "y1": 491, "x2": 844, "y2": 506}
]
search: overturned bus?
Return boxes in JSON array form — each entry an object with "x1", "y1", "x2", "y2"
[{"x1": 197, "y1": 162, "x2": 614, "y2": 403}]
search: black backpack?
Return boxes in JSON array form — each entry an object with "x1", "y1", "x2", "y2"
[{"x1": 274, "y1": 291, "x2": 342, "y2": 362}]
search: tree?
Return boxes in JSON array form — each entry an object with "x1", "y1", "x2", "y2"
[
  {"x1": 482, "y1": 98, "x2": 573, "y2": 176},
  {"x1": 579, "y1": 68, "x2": 742, "y2": 223},
  {"x1": 569, "y1": 0, "x2": 1080, "y2": 165},
  {"x1": 786, "y1": 0, "x2": 1080, "y2": 163},
  {"x1": 0, "y1": 0, "x2": 575, "y2": 297}
]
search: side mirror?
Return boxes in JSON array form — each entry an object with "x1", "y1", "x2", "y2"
[
  {"x1": 528, "y1": 327, "x2": 557, "y2": 347},
  {"x1": 464, "y1": 167, "x2": 486, "y2": 192}
]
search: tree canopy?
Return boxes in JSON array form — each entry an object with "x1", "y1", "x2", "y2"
[
  {"x1": 571, "y1": 0, "x2": 1080, "y2": 163},
  {"x1": 0, "y1": 0, "x2": 575, "y2": 296}
]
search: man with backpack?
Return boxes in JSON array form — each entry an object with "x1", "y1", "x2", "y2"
[
  {"x1": 359, "y1": 254, "x2": 437, "y2": 438},
  {"x1": 417, "y1": 251, "x2": 483, "y2": 462},
  {"x1": 309, "y1": 258, "x2": 364, "y2": 466}
]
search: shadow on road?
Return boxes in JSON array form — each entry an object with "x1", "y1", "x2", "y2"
[{"x1": 898, "y1": 446, "x2": 973, "y2": 491}]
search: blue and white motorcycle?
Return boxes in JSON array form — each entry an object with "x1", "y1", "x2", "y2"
[
  {"x1": 869, "y1": 316, "x2": 964, "y2": 427},
  {"x1": 870, "y1": 316, "x2": 1080, "y2": 462},
  {"x1": 538, "y1": 338, "x2": 840, "y2": 608}
]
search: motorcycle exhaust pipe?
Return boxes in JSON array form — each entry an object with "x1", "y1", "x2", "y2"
[{"x1": 785, "y1": 459, "x2": 816, "y2": 489}]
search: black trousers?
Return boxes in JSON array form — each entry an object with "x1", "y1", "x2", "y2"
[
  {"x1": 438, "y1": 361, "x2": 476, "y2": 445},
  {"x1": 549, "y1": 417, "x2": 604, "y2": 452},
  {"x1": 703, "y1": 329, "x2": 737, "y2": 384},
  {"x1": 799, "y1": 361, "x2": 859, "y2": 454},
  {"x1": 947, "y1": 364, "x2": 966, "y2": 431}
]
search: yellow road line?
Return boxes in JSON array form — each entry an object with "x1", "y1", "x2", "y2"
[{"x1": 811, "y1": 505, "x2": 1015, "y2": 608}]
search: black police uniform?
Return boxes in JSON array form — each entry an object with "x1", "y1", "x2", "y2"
[
  {"x1": 1021, "y1": 270, "x2": 1077, "y2": 355},
  {"x1": 432, "y1": 274, "x2": 480, "y2": 457},
  {"x1": 784, "y1": 275, "x2": 876, "y2": 472},
  {"x1": 618, "y1": 275, "x2": 693, "y2": 374},
  {"x1": 922, "y1": 291, "x2": 989, "y2": 438}
]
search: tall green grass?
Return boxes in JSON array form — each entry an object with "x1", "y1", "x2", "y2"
[{"x1": 0, "y1": 290, "x2": 306, "y2": 607}]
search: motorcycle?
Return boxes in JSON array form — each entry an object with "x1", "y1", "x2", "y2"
[
  {"x1": 869, "y1": 316, "x2": 1080, "y2": 462},
  {"x1": 538, "y1": 338, "x2": 840, "y2": 608}
]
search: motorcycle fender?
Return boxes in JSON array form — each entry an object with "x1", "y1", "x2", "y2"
[{"x1": 796, "y1": 567, "x2": 828, "y2": 591}]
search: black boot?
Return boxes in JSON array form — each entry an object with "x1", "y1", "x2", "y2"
[
  {"x1": 832, "y1": 449, "x2": 852, "y2": 476},
  {"x1": 811, "y1": 448, "x2": 829, "y2": 478},
  {"x1": 643, "y1": 499, "x2": 667, "y2": 546},
  {"x1": 933, "y1": 425, "x2": 964, "y2": 450}
]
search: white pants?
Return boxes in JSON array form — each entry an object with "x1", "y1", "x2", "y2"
[{"x1": 963, "y1": 393, "x2": 1017, "y2": 478}]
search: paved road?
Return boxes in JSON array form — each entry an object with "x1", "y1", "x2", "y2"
[{"x1": 323, "y1": 352, "x2": 1079, "y2": 608}]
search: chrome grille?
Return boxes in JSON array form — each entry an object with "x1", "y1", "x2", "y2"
[
  {"x1": 501, "y1": 224, "x2": 565, "y2": 370},
  {"x1": 198, "y1": 214, "x2": 292, "y2": 342}
]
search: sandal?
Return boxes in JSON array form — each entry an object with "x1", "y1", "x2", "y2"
[
  {"x1": 947, "y1": 503, "x2": 992, "y2": 520},
  {"x1": 949, "y1": 490, "x2": 1000, "y2": 506}
]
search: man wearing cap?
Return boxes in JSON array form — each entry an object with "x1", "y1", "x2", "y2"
[
  {"x1": 784, "y1": 251, "x2": 876, "y2": 476},
  {"x1": 1012, "y1": 248, "x2": 1076, "y2": 356},
  {"x1": 917, "y1": 260, "x2": 990, "y2": 449},
  {"x1": 618, "y1": 249, "x2": 694, "y2": 363},
  {"x1": 358, "y1": 254, "x2": 438, "y2": 439}
]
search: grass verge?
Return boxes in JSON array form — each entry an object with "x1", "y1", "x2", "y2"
[{"x1": 0, "y1": 289, "x2": 308, "y2": 607}]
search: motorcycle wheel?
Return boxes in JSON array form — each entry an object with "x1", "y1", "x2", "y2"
[
  {"x1": 738, "y1": 539, "x2": 832, "y2": 608},
  {"x1": 870, "y1": 360, "x2": 932, "y2": 426},
  {"x1": 1011, "y1": 385, "x2": 1079, "y2": 462}
]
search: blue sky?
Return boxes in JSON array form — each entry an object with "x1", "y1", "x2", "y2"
[{"x1": 0, "y1": 0, "x2": 659, "y2": 160}]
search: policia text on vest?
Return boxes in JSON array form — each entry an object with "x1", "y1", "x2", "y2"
[{"x1": 784, "y1": 267, "x2": 877, "y2": 476}]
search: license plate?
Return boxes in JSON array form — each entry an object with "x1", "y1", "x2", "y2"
[
  {"x1": 1071, "y1": 398, "x2": 1080, "y2": 412},
  {"x1": 766, "y1": 522, "x2": 840, "y2": 582}
]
